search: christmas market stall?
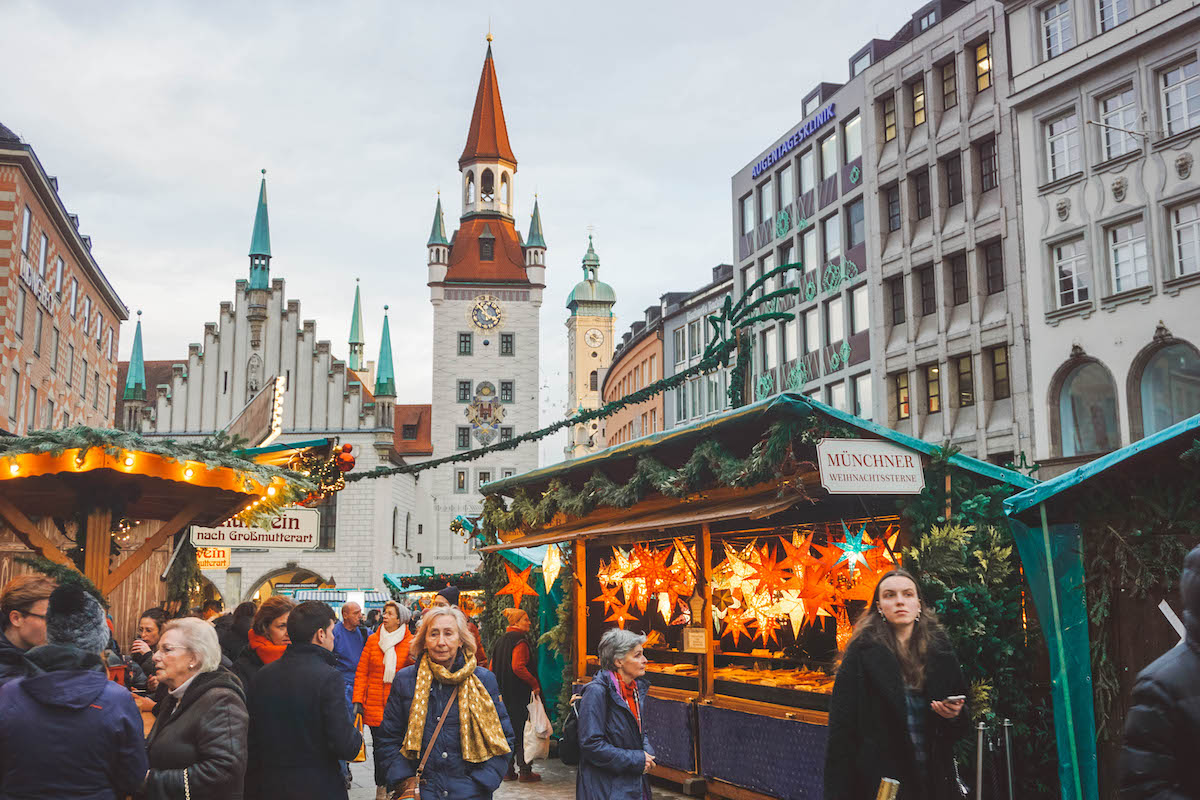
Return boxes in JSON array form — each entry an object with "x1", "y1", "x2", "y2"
[
  {"x1": 1003, "y1": 411, "x2": 1200, "y2": 800},
  {"x1": 479, "y1": 393, "x2": 1038, "y2": 800}
]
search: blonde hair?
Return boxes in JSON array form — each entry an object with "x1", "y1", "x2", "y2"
[{"x1": 409, "y1": 606, "x2": 475, "y2": 662}]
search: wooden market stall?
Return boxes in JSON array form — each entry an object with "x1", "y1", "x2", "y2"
[{"x1": 481, "y1": 394, "x2": 1035, "y2": 800}]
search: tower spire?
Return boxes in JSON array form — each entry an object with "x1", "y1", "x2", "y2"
[
  {"x1": 348, "y1": 279, "x2": 365, "y2": 371},
  {"x1": 123, "y1": 310, "x2": 146, "y2": 401},
  {"x1": 248, "y1": 169, "x2": 271, "y2": 290},
  {"x1": 459, "y1": 43, "x2": 515, "y2": 167},
  {"x1": 375, "y1": 305, "x2": 396, "y2": 397},
  {"x1": 526, "y1": 197, "x2": 546, "y2": 249},
  {"x1": 428, "y1": 196, "x2": 448, "y2": 246}
]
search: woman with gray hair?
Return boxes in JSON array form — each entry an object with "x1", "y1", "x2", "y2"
[
  {"x1": 577, "y1": 628, "x2": 656, "y2": 800},
  {"x1": 142, "y1": 617, "x2": 249, "y2": 799}
]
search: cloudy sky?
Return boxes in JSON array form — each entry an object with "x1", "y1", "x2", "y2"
[{"x1": 2, "y1": 1, "x2": 912, "y2": 453}]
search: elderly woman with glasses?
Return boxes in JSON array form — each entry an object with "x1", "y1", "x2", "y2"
[
  {"x1": 142, "y1": 617, "x2": 249, "y2": 800},
  {"x1": 577, "y1": 628, "x2": 656, "y2": 800}
]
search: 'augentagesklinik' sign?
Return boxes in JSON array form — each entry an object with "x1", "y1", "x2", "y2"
[
  {"x1": 190, "y1": 507, "x2": 320, "y2": 549},
  {"x1": 816, "y1": 438, "x2": 925, "y2": 495}
]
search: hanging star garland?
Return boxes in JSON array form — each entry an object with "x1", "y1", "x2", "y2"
[{"x1": 496, "y1": 563, "x2": 539, "y2": 607}]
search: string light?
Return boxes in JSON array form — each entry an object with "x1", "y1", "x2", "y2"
[
  {"x1": 8, "y1": 463, "x2": 18, "y2": 476},
  {"x1": 183, "y1": 467, "x2": 194, "y2": 479},
  {"x1": 123, "y1": 454, "x2": 135, "y2": 467},
  {"x1": 267, "y1": 486, "x2": 277, "y2": 497}
]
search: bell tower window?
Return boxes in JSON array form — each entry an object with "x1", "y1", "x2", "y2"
[
  {"x1": 465, "y1": 171, "x2": 475, "y2": 205},
  {"x1": 480, "y1": 239, "x2": 494, "y2": 260},
  {"x1": 501, "y1": 172, "x2": 510, "y2": 206},
  {"x1": 481, "y1": 169, "x2": 495, "y2": 202}
]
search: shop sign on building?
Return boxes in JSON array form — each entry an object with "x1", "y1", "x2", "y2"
[
  {"x1": 816, "y1": 438, "x2": 925, "y2": 494},
  {"x1": 751, "y1": 103, "x2": 836, "y2": 178},
  {"x1": 19, "y1": 257, "x2": 55, "y2": 311},
  {"x1": 195, "y1": 546, "x2": 231, "y2": 569},
  {"x1": 190, "y1": 507, "x2": 320, "y2": 549}
]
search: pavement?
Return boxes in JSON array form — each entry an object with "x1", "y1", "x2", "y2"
[{"x1": 348, "y1": 730, "x2": 692, "y2": 799}]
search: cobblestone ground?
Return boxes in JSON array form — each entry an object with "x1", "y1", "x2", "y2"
[{"x1": 348, "y1": 732, "x2": 691, "y2": 799}]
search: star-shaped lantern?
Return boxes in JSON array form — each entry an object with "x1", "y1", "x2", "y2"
[
  {"x1": 605, "y1": 600, "x2": 636, "y2": 629},
  {"x1": 748, "y1": 543, "x2": 799, "y2": 595},
  {"x1": 832, "y1": 522, "x2": 873, "y2": 576},
  {"x1": 593, "y1": 583, "x2": 623, "y2": 613},
  {"x1": 541, "y1": 545, "x2": 564, "y2": 591},
  {"x1": 496, "y1": 563, "x2": 539, "y2": 608},
  {"x1": 721, "y1": 611, "x2": 752, "y2": 647}
]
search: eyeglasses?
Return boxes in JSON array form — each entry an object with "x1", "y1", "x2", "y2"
[
  {"x1": 18, "y1": 611, "x2": 46, "y2": 620},
  {"x1": 157, "y1": 644, "x2": 187, "y2": 656}
]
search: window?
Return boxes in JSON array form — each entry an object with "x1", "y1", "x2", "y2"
[
  {"x1": 942, "y1": 60, "x2": 958, "y2": 110},
  {"x1": 758, "y1": 179, "x2": 773, "y2": 224},
  {"x1": 650, "y1": 408, "x2": 658, "y2": 433},
  {"x1": 14, "y1": 288, "x2": 25, "y2": 338},
  {"x1": 1046, "y1": 112, "x2": 1081, "y2": 181},
  {"x1": 1042, "y1": 0, "x2": 1074, "y2": 59},
  {"x1": 32, "y1": 310, "x2": 43, "y2": 356},
  {"x1": 673, "y1": 329, "x2": 685, "y2": 364},
  {"x1": 1108, "y1": 219, "x2": 1149, "y2": 292},
  {"x1": 401, "y1": 424, "x2": 418, "y2": 440},
  {"x1": 500, "y1": 427, "x2": 513, "y2": 442},
  {"x1": 944, "y1": 154, "x2": 963, "y2": 207},
  {"x1": 479, "y1": 237, "x2": 494, "y2": 261},
  {"x1": 920, "y1": 9, "x2": 937, "y2": 29},
  {"x1": 854, "y1": 373, "x2": 872, "y2": 420},
  {"x1": 455, "y1": 470, "x2": 468, "y2": 493},
  {"x1": 589, "y1": 370, "x2": 598, "y2": 391},
  {"x1": 889, "y1": 276, "x2": 906, "y2": 325},
  {"x1": 826, "y1": 296, "x2": 844, "y2": 345},
  {"x1": 957, "y1": 355, "x2": 975, "y2": 406},
  {"x1": 649, "y1": 354, "x2": 657, "y2": 381},
  {"x1": 1171, "y1": 199, "x2": 1200, "y2": 277},
  {"x1": 456, "y1": 427, "x2": 471, "y2": 449},
  {"x1": 27, "y1": 387, "x2": 37, "y2": 431},
  {"x1": 20, "y1": 206, "x2": 31, "y2": 254},
  {"x1": 799, "y1": 150, "x2": 815, "y2": 195},
  {"x1": 991, "y1": 346, "x2": 1011, "y2": 399},
  {"x1": 851, "y1": 285, "x2": 869, "y2": 334},
  {"x1": 104, "y1": 327, "x2": 113, "y2": 361},
  {"x1": 50, "y1": 328, "x2": 60, "y2": 372},
  {"x1": 92, "y1": 371, "x2": 98, "y2": 408},
  {"x1": 778, "y1": 164, "x2": 795, "y2": 210},
  {"x1": 895, "y1": 372, "x2": 911, "y2": 419},
  {"x1": 1054, "y1": 239, "x2": 1090, "y2": 307},
  {"x1": 94, "y1": 312, "x2": 102, "y2": 345},
  {"x1": 82, "y1": 297, "x2": 92, "y2": 335},
  {"x1": 500, "y1": 333, "x2": 514, "y2": 355},
  {"x1": 457, "y1": 332, "x2": 473, "y2": 355},
  {"x1": 690, "y1": 378, "x2": 701, "y2": 418},
  {"x1": 1097, "y1": 0, "x2": 1129, "y2": 32},
  {"x1": 828, "y1": 381, "x2": 847, "y2": 411},
  {"x1": 38, "y1": 234, "x2": 48, "y2": 277},
  {"x1": 886, "y1": 184, "x2": 902, "y2": 232},
  {"x1": 984, "y1": 241, "x2": 1005, "y2": 295},
  {"x1": 913, "y1": 170, "x2": 932, "y2": 220},
  {"x1": 740, "y1": 196, "x2": 753, "y2": 235},
  {"x1": 975, "y1": 40, "x2": 992, "y2": 92},
  {"x1": 804, "y1": 95, "x2": 820, "y2": 118},
  {"x1": 688, "y1": 319, "x2": 702, "y2": 358},
  {"x1": 801, "y1": 228, "x2": 818, "y2": 276},
  {"x1": 844, "y1": 114, "x2": 862, "y2": 163},
  {"x1": 803, "y1": 308, "x2": 820, "y2": 354},
  {"x1": 1059, "y1": 361, "x2": 1118, "y2": 456},
  {"x1": 66, "y1": 345, "x2": 74, "y2": 386},
  {"x1": 820, "y1": 134, "x2": 838, "y2": 180},
  {"x1": 949, "y1": 255, "x2": 969, "y2": 305},
  {"x1": 822, "y1": 214, "x2": 841, "y2": 263},
  {"x1": 852, "y1": 52, "x2": 871, "y2": 77},
  {"x1": 847, "y1": 199, "x2": 865, "y2": 248},
  {"x1": 457, "y1": 380, "x2": 471, "y2": 402},
  {"x1": 54, "y1": 257, "x2": 64, "y2": 294},
  {"x1": 882, "y1": 95, "x2": 897, "y2": 142},
  {"x1": 500, "y1": 380, "x2": 514, "y2": 402},
  {"x1": 675, "y1": 384, "x2": 687, "y2": 421},
  {"x1": 926, "y1": 364, "x2": 942, "y2": 413},
  {"x1": 1099, "y1": 87, "x2": 1138, "y2": 159},
  {"x1": 1140, "y1": 344, "x2": 1200, "y2": 436},
  {"x1": 502, "y1": 469, "x2": 515, "y2": 479},
  {"x1": 1161, "y1": 59, "x2": 1200, "y2": 136},
  {"x1": 760, "y1": 327, "x2": 779, "y2": 371},
  {"x1": 918, "y1": 266, "x2": 936, "y2": 315},
  {"x1": 44, "y1": 399, "x2": 53, "y2": 431},
  {"x1": 7, "y1": 370, "x2": 18, "y2": 424},
  {"x1": 911, "y1": 80, "x2": 926, "y2": 127},
  {"x1": 69, "y1": 279, "x2": 79, "y2": 317},
  {"x1": 978, "y1": 138, "x2": 999, "y2": 192},
  {"x1": 782, "y1": 318, "x2": 796, "y2": 362},
  {"x1": 81, "y1": 359, "x2": 88, "y2": 398}
]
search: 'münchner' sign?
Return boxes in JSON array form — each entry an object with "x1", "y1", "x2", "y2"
[
  {"x1": 816, "y1": 438, "x2": 925, "y2": 495},
  {"x1": 190, "y1": 507, "x2": 320, "y2": 549}
]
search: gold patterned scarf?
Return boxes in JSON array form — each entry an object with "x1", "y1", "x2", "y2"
[{"x1": 401, "y1": 652, "x2": 511, "y2": 763}]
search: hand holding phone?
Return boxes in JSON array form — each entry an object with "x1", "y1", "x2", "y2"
[{"x1": 944, "y1": 695, "x2": 966, "y2": 703}]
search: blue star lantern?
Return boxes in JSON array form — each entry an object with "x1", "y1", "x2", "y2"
[{"x1": 833, "y1": 521, "x2": 872, "y2": 575}]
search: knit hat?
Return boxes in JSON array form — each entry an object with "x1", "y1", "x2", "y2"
[
  {"x1": 45, "y1": 584, "x2": 109, "y2": 654},
  {"x1": 503, "y1": 607, "x2": 529, "y2": 627},
  {"x1": 437, "y1": 586, "x2": 461, "y2": 606}
]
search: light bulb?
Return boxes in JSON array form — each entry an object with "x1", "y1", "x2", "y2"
[
  {"x1": 184, "y1": 468, "x2": 194, "y2": 479},
  {"x1": 123, "y1": 455, "x2": 135, "y2": 467},
  {"x1": 267, "y1": 486, "x2": 277, "y2": 497},
  {"x1": 8, "y1": 463, "x2": 18, "y2": 476}
]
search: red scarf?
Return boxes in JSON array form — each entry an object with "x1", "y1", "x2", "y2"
[
  {"x1": 613, "y1": 671, "x2": 641, "y2": 727},
  {"x1": 248, "y1": 630, "x2": 287, "y2": 665}
]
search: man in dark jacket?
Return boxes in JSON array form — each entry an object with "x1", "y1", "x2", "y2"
[
  {"x1": 0, "y1": 582, "x2": 147, "y2": 799},
  {"x1": 246, "y1": 600, "x2": 362, "y2": 800},
  {"x1": 0, "y1": 575, "x2": 55, "y2": 688},
  {"x1": 1120, "y1": 543, "x2": 1200, "y2": 799}
]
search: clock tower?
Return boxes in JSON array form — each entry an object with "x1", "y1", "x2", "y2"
[
  {"x1": 425, "y1": 38, "x2": 544, "y2": 570},
  {"x1": 565, "y1": 235, "x2": 616, "y2": 459}
]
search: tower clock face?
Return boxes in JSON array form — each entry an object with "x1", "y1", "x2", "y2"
[
  {"x1": 469, "y1": 295, "x2": 503, "y2": 331},
  {"x1": 584, "y1": 328, "x2": 604, "y2": 348}
]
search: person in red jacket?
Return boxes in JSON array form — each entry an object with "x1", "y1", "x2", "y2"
[
  {"x1": 352, "y1": 600, "x2": 412, "y2": 799},
  {"x1": 491, "y1": 606, "x2": 543, "y2": 782}
]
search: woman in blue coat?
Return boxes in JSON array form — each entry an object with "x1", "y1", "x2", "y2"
[
  {"x1": 375, "y1": 606, "x2": 514, "y2": 800},
  {"x1": 577, "y1": 628, "x2": 656, "y2": 800}
]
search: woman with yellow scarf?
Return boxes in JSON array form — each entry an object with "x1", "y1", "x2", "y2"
[{"x1": 374, "y1": 606, "x2": 514, "y2": 799}]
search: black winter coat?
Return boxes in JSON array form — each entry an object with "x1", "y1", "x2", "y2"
[
  {"x1": 824, "y1": 636, "x2": 969, "y2": 800},
  {"x1": 245, "y1": 643, "x2": 362, "y2": 800},
  {"x1": 142, "y1": 669, "x2": 249, "y2": 800},
  {"x1": 1119, "y1": 544, "x2": 1200, "y2": 799},
  {"x1": 230, "y1": 647, "x2": 264, "y2": 702},
  {"x1": 0, "y1": 631, "x2": 30, "y2": 690}
]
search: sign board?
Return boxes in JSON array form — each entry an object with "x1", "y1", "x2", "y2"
[
  {"x1": 681, "y1": 627, "x2": 708, "y2": 654},
  {"x1": 752, "y1": 103, "x2": 836, "y2": 178},
  {"x1": 419, "y1": 566, "x2": 436, "y2": 577},
  {"x1": 224, "y1": 375, "x2": 286, "y2": 448},
  {"x1": 816, "y1": 438, "x2": 926, "y2": 495},
  {"x1": 190, "y1": 507, "x2": 320, "y2": 549},
  {"x1": 195, "y1": 547, "x2": 230, "y2": 570},
  {"x1": 19, "y1": 257, "x2": 55, "y2": 312}
]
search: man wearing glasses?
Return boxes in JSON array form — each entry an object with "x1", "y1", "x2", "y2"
[{"x1": 0, "y1": 575, "x2": 55, "y2": 688}]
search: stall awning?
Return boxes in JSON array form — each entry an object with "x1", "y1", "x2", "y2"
[{"x1": 480, "y1": 490, "x2": 802, "y2": 552}]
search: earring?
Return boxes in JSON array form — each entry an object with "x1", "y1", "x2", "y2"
[{"x1": 189, "y1": 663, "x2": 195, "y2": 669}]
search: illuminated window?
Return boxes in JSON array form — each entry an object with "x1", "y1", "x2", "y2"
[
  {"x1": 895, "y1": 372, "x2": 910, "y2": 419},
  {"x1": 455, "y1": 470, "x2": 468, "y2": 493},
  {"x1": 911, "y1": 80, "x2": 926, "y2": 126},
  {"x1": 925, "y1": 364, "x2": 941, "y2": 413},
  {"x1": 882, "y1": 95, "x2": 897, "y2": 142},
  {"x1": 975, "y1": 40, "x2": 992, "y2": 92}
]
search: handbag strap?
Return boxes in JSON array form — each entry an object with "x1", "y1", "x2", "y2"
[{"x1": 415, "y1": 685, "x2": 460, "y2": 778}]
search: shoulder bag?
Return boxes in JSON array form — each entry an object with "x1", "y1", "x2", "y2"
[{"x1": 393, "y1": 685, "x2": 460, "y2": 800}]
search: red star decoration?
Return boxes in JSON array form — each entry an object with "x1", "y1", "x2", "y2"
[
  {"x1": 779, "y1": 532, "x2": 820, "y2": 575},
  {"x1": 605, "y1": 600, "x2": 636, "y2": 629},
  {"x1": 496, "y1": 563, "x2": 539, "y2": 607},
  {"x1": 722, "y1": 612, "x2": 752, "y2": 647},
  {"x1": 593, "y1": 583, "x2": 622, "y2": 613},
  {"x1": 756, "y1": 615, "x2": 781, "y2": 647},
  {"x1": 748, "y1": 544, "x2": 798, "y2": 595},
  {"x1": 627, "y1": 545, "x2": 674, "y2": 596}
]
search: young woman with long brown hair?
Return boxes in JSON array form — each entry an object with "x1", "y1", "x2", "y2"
[{"x1": 824, "y1": 568, "x2": 969, "y2": 800}]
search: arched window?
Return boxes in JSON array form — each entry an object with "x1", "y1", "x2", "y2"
[
  {"x1": 465, "y1": 171, "x2": 475, "y2": 205},
  {"x1": 405, "y1": 511, "x2": 412, "y2": 551},
  {"x1": 1059, "y1": 361, "x2": 1119, "y2": 457},
  {"x1": 589, "y1": 370, "x2": 598, "y2": 391},
  {"x1": 391, "y1": 507, "x2": 398, "y2": 548},
  {"x1": 481, "y1": 169, "x2": 495, "y2": 202},
  {"x1": 1140, "y1": 343, "x2": 1200, "y2": 436},
  {"x1": 501, "y1": 172, "x2": 510, "y2": 205}
]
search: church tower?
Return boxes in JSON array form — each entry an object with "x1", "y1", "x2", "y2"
[
  {"x1": 348, "y1": 279, "x2": 365, "y2": 371},
  {"x1": 565, "y1": 235, "x2": 616, "y2": 459},
  {"x1": 425, "y1": 38, "x2": 543, "y2": 569},
  {"x1": 122, "y1": 310, "x2": 147, "y2": 432}
]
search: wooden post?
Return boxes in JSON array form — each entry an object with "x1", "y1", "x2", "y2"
[
  {"x1": 700, "y1": 522, "x2": 714, "y2": 699},
  {"x1": 83, "y1": 509, "x2": 112, "y2": 590},
  {"x1": 574, "y1": 538, "x2": 588, "y2": 681},
  {"x1": 944, "y1": 472, "x2": 952, "y2": 521},
  {"x1": 104, "y1": 501, "x2": 206, "y2": 595}
]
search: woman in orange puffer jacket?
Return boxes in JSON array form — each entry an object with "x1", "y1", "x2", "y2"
[{"x1": 352, "y1": 600, "x2": 412, "y2": 797}]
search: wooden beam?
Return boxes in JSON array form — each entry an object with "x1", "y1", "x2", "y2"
[
  {"x1": 699, "y1": 522, "x2": 714, "y2": 699},
  {"x1": 574, "y1": 538, "x2": 588, "y2": 681},
  {"x1": 84, "y1": 509, "x2": 112, "y2": 590},
  {"x1": 104, "y1": 501, "x2": 206, "y2": 595},
  {"x1": 0, "y1": 495, "x2": 80, "y2": 572}
]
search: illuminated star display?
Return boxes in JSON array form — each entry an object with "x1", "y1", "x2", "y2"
[
  {"x1": 832, "y1": 522, "x2": 872, "y2": 576},
  {"x1": 496, "y1": 563, "x2": 539, "y2": 607}
]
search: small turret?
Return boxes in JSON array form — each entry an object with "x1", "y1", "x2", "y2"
[
  {"x1": 348, "y1": 279, "x2": 365, "y2": 371},
  {"x1": 427, "y1": 196, "x2": 449, "y2": 285},
  {"x1": 248, "y1": 170, "x2": 271, "y2": 290},
  {"x1": 374, "y1": 305, "x2": 396, "y2": 429},
  {"x1": 525, "y1": 197, "x2": 546, "y2": 286},
  {"x1": 122, "y1": 311, "x2": 147, "y2": 431}
]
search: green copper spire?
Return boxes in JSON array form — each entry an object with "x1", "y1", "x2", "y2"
[
  {"x1": 348, "y1": 279, "x2": 365, "y2": 371},
  {"x1": 582, "y1": 233, "x2": 600, "y2": 269},
  {"x1": 123, "y1": 311, "x2": 147, "y2": 401},
  {"x1": 427, "y1": 196, "x2": 448, "y2": 247},
  {"x1": 375, "y1": 305, "x2": 396, "y2": 397},
  {"x1": 526, "y1": 198, "x2": 546, "y2": 248},
  {"x1": 248, "y1": 169, "x2": 271, "y2": 290},
  {"x1": 566, "y1": 234, "x2": 615, "y2": 315}
]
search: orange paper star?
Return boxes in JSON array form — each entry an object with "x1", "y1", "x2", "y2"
[
  {"x1": 593, "y1": 583, "x2": 622, "y2": 613},
  {"x1": 605, "y1": 600, "x2": 636, "y2": 629},
  {"x1": 496, "y1": 563, "x2": 539, "y2": 607},
  {"x1": 722, "y1": 611, "x2": 752, "y2": 647},
  {"x1": 748, "y1": 544, "x2": 798, "y2": 595}
]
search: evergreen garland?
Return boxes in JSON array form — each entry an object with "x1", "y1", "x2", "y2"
[
  {"x1": 15, "y1": 555, "x2": 108, "y2": 607},
  {"x1": 165, "y1": 535, "x2": 203, "y2": 613},
  {"x1": 385, "y1": 572, "x2": 482, "y2": 592}
]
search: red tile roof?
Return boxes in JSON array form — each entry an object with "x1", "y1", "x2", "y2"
[
  {"x1": 114, "y1": 359, "x2": 176, "y2": 424},
  {"x1": 393, "y1": 404, "x2": 434, "y2": 456},
  {"x1": 444, "y1": 216, "x2": 530, "y2": 284},
  {"x1": 459, "y1": 45, "x2": 516, "y2": 168}
]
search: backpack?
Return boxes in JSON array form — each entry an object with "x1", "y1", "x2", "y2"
[{"x1": 559, "y1": 699, "x2": 581, "y2": 766}]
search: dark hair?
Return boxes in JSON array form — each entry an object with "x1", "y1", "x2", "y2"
[
  {"x1": 1, "y1": 575, "x2": 56, "y2": 630},
  {"x1": 252, "y1": 596, "x2": 296, "y2": 637},
  {"x1": 366, "y1": 608, "x2": 382, "y2": 626},
  {"x1": 138, "y1": 607, "x2": 168, "y2": 633},
  {"x1": 202, "y1": 599, "x2": 223, "y2": 614},
  {"x1": 231, "y1": 602, "x2": 256, "y2": 639},
  {"x1": 287, "y1": 601, "x2": 336, "y2": 644},
  {"x1": 845, "y1": 568, "x2": 947, "y2": 689}
]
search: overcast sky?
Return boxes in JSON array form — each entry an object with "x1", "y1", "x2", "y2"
[{"x1": 2, "y1": 1, "x2": 913, "y2": 456}]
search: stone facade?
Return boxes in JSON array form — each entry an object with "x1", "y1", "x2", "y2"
[
  {"x1": 601, "y1": 307, "x2": 665, "y2": 446},
  {"x1": 663, "y1": 266, "x2": 734, "y2": 430},
  {"x1": 564, "y1": 236, "x2": 616, "y2": 459}
]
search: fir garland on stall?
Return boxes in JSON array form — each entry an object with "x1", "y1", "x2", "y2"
[
  {"x1": 15, "y1": 555, "x2": 108, "y2": 607},
  {"x1": 165, "y1": 535, "x2": 203, "y2": 614}
]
